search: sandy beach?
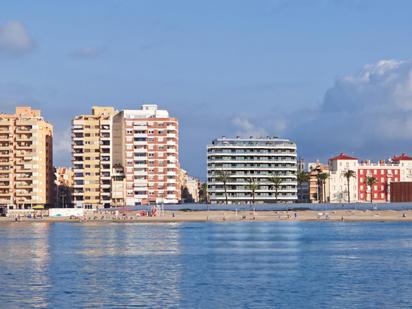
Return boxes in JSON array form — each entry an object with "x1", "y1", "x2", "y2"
[{"x1": 1, "y1": 209, "x2": 412, "y2": 223}]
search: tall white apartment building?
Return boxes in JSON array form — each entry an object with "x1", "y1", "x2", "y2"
[
  {"x1": 207, "y1": 137, "x2": 297, "y2": 204},
  {"x1": 113, "y1": 105, "x2": 180, "y2": 205}
]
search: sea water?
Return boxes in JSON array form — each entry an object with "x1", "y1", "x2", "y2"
[{"x1": 0, "y1": 222, "x2": 411, "y2": 308}]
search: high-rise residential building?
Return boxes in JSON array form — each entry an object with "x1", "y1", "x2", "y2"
[
  {"x1": 72, "y1": 106, "x2": 117, "y2": 209},
  {"x1": 207, "y1": 137, "x2": 298, "y2": 204},
  {"x1": 0, "y1": 106, "x2": 53, "y2": 213},
  {"x1": 113, "y1": 105, "x2": 180, "y2": 205}
]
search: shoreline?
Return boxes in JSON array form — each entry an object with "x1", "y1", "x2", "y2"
[{"x1": 1, "y1": 210, "x2": 412, "y2": 223}]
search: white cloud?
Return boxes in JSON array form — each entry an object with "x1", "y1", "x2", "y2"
[
  {"x1": 232, "y1": 116, "x2": 268, "y2": 137},
  {"x1": 289, "y1": 59, "x2": 412, "y2": 159},
  {"x1": 69, "y1": 47, "x2": 105, "y2": 59},
  {"x1": 0, "y1": 21, "x2": 35, "y2": 56}
]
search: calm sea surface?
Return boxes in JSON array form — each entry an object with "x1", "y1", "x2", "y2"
[{"x1": 1, "y1": 222, "x2": 412, "y2": 308}]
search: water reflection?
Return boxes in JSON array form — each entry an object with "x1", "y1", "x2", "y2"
[
  {"x1": 0, "y1": 223, "x2": 50, "y2": 308},
  {"x1": 178, "y1": 222, "x2": 304, "y2": 308},
  {"x1": 46, "y1": 223, "x2": 182, "y2": 308},
  {"x1": 1, "y1": 222, "x2": 412, "y2": 308}
]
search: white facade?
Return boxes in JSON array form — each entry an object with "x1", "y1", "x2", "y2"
[
  {"x1": 328, "y1": 156, "x2": 359, "y2": 203},
  {"x1": 207, "y1": 137, "x2": 297, "y2": 204}
]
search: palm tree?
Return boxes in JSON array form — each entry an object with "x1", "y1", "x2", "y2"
[
  {"x1": 216, "y1": 170, "x2": 231, "y2": 204},
  {"x1": 297, "y1": 171, "x2": 310, "y2": 202},
  {"x1": 199, "y1": 183, "x2": 209, "y2": 203},
  {"x1": 247, "y1": 177, "x2": 259, "y2": 204},
  {"x1": 366, "y1": 176, "x2": 377, "y2": 203},
  {"x1": 317, "y1": 172, "x2": 329, "y2": 203},
  {"x1": 269, "y1": 174, "x2": 283, "y2": 203},
  {"x1": 343, "y1": 170, "x2": 356, "y2": 203}
]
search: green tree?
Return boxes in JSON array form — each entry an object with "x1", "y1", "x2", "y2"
[
  {"x1": 343, "y1": 170, "x2": 356, "y2": 203},
  {"x1": 317, "y1": 172, "x2": 329, "y2": 203},
  {"x1": 199, "y1": 182, "x2": 209, "y2": 203},
  {"x1": 269, "y1": 174, "x2": 283, "y2": 203},
  {"x1": 297, "y1": 171, "x2": 310, "y2": 202},
  {"x1": 247, "y1": 177, "x2": 259, "y2": 204},
  {"x1": 216, "y1": 170, "x2": 231, "y2": 204},
  {"x1": 366, "y1": 176, "x2": 378, "y2": 203}
]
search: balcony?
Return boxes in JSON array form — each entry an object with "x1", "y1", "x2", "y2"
[
  {"x1": 0, "y1": 182, "x2": 10, "y2": 188},
  {"x1": 16, "y1": 190, "x2": 32, "y2": 196},
  {"x1": 15, "y1": 182, "x2": 32, "y2": 188},
  {"x1": 16, "y1": 174, "x2": 32, "y2": 180},
  {"x1": 16, "y1": 198, "x2": 31, "y2": 203},
  {"x1": 0, "y1": 144, "x2": 11, "y2": 150},
  {"x1": 16, "y1": 143, "x2": 32, "y2": 149},
  {"x1": 16, "y1": 151, "x2": 32, "y2": 157},
  {"x1": 16, "y1": 135, "x2": 32, "y2": 141},
  {"x1": 15, "y1": 126, "x2": 32, "y2": 133}
]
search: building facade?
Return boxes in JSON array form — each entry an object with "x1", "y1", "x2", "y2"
[
  {"x1": 72, "y1": 106, "x2": 117, "y2": 208},
  {"x1": 179, "y1": 168, "x2": 200, "y2": 203},
  {"x1": 308, "y1": 161, "x2": 330, "y2": 203},
  {"x1": 0, "y1": 107, "x2": 54, "y2": 212},
  {"x1": 207, "y1": 137, "x2": 297, "y2": 204},
  {"x1": 328, "y1": 153, "x2": 412, "y2": 203},
  {"x1": 55, "y1": 167, "x2": 74, "y2": 208},
  {"x1": 113, "y1": 105, "x2": 180, "y2": 205}
]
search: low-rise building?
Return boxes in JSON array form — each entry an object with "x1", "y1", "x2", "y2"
[
  {"x1": 308, "y1": 161, "x2": 330, "y2": 203},
  {"x1": 55, "y1": 167, "x2": 74, "y2": 208},
  {"x1": 179, "y1": 169, "x2": 200, "y2": 203},
  {"x1": 328, "y1": 153, "x2": 412, "y2": 203}
]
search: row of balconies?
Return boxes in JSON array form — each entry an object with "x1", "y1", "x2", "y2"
[
  {"x1": 208, "y1": 148, "x2": 296, "y2": 153},
  {"x1": 210, "y1": 195, "x2": 297, "y2": 200},
  {"x1": 208, "y1": 165, "x2": 296, "y2": 170},
  {"x1": 208, "y1": 184, "x2": 297, "y2": 191}
]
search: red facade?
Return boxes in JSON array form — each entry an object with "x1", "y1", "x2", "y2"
[{"x1": 357, "y1": 168, "x2": 400, "y2": 202}]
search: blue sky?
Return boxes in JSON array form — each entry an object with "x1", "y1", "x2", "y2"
[{"x1": 2, "y1": 0, "x2": 412, "y2": 178}]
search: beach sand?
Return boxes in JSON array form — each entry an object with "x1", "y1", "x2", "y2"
[{"x1": 1, "y1": 209, "x2": 412, "y2": 223}]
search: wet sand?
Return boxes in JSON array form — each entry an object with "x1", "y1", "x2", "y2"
[{"x1": 1, "y1": 209, "x2": 412, "y2": 223}]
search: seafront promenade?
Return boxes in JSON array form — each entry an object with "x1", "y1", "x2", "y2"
[{"x1": 1, "y1": 209, "x2": 412, "y2": 223}]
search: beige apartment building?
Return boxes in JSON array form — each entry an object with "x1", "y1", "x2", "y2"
[
  {"x1": 72, "y1": 104, "x2": 181, "y2": 208},
  {"x1": 0, "y1": 107, "x2": 54, "y2": 213},
  {"x1": 113, "y1": 105, "x2": 181, "y2": 205},
  {"x1": 72, "y1": 106, "x2": 117, "y2": 208}
]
